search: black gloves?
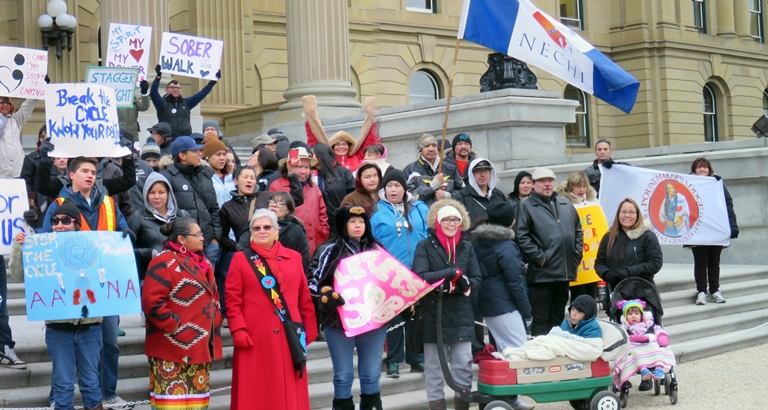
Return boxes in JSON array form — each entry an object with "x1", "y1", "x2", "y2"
[
  {"x1": 454, "y1": 275, "x2": 471, "y2": 293},
  {"x1": 122, "y1": 229, "x2": 136, "y2": 243},
  {"x1": 155, "y1": 64, "x2": 162, "y2": 77},
  {"x1": 286, "y1": 173, "x2": 305, "y2": 207},
  {"x1": 602, "y1": 158, "x2": 615, "y2": 169},
  {"x1": 318, "y1": 286, "x2": 345, "y2": 316},
  {"x1": 44, "y1": 74, "x2": 50, "y2": 84},
  {"x1": 23, "y1": 210, "x2": 37, "y2": 225},
  {"x1": 119, "y1": 130, "x2": 134, "y2": 148},
  {"x1": 40, "y1": 138, "x2": 55, "y2": 158},
  {"x1": 139, "y1": 80, "x2": 149, "y2": 94},
  {"x1": 731, "y1": 228, "x2": 739, "y2": 239},
  {"x1": 215, "y1": 70, "x2": 221, "y2": 80}
]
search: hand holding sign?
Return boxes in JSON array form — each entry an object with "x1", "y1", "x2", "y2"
[{"x1": 159, "y1": 32, "x2": 223, "y2": 81}]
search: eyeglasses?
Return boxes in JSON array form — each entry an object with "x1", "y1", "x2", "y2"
[
  {"x1": 269, "y1": 200, "x2": 286, "y2": 208},
  {"x1": 440, "y1": 218, "x2": 462, "y2": 225},
  {"x1": 0, "y1": 101, "x2": 11, "y2": 105},
  {"x1": 51, "y1": 216, "x2": 75, "y2": 226},
  {"x1": 184, "y1": 232, "x2": 204, "y2": 238},
  {"x1": 619, "y1": 211, "x2": 637, "y2": 216},
  {"x1": 251, "y1": 225, "x2": 274, "y2": 232}
]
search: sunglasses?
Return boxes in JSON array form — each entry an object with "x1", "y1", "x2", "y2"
[
  {"x1": 251, "y1": 225, "x2": 274, "y2": 232},
  {"x1": 51, "y1": 216, "x2": 75, "y2": 226}
]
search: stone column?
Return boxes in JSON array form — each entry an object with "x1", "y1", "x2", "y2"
[
  {"x1": 733, "y1": 0, "x2": 752, "y2": 40},
  {"x1": 273, "y1": 0, "x2": 362, "y2": 124},
  {"x1": 716, "y1": 0, "x2": 737, "y2": 38}
]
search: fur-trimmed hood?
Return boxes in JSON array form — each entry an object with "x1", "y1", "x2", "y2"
[
  {"x1": 626, "y1": 218, "x2": 653, "y2": 240},
  {"x1": 556, "y1": 181, "x2": 597, "y2": 204},
  {"x1": 426, "y1": 199, "x2": 471, "y2": 231},
  {"x1": 157, "y1": 155, "x2": 174, "y2": 171},
  {"x1": 471, "y1": 223, "x2": 515, "y2": 242},
  {"x1": 329, "y1": 131, "x2": 356, "y2": 150}
]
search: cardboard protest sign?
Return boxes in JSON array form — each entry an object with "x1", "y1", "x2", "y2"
[
  {"x1": 334, "y1": 250, "x2": 442, "y2": 337},
  {"x1": 45, "y1": 83, "x2": 131, "y2": 158},
  {"x1": 105, "y1": 23, "x2": 152, "y2": 81},
  {"x1": 571, "y1": 204, "x2": 608, "y2": 286},
  {"x1": 0, "y1": 179, "x2": 29, "y2": 256},
  {"x1": 160, "y1": 32, "x2": 223, "y2": 81},
  {"x1": 22, "y1": 231, "x2": 141, "y2": 321},
  {"x1": 85, "y1": 67, "x2": 139, "y2": 108},
  {"x1": 0, "y1": 46, "x2": 49, "y2": 99}
]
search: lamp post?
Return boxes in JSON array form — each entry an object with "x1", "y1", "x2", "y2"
[{"x1": 38, "y1": 0, "x2": 77, "y2": 60}]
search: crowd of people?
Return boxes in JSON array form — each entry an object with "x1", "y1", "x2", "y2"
[{"x1": 0, "y1": 74, "x2": 739, "y2": 410}]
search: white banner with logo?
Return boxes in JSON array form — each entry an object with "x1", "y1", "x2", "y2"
[{"x1": 599, "y1": 164, "x2": 731, "y2": 246}]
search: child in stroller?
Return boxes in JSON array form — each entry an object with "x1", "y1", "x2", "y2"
[{"x1": 613, "y1": 298, "x2": 676, "y2": 389}]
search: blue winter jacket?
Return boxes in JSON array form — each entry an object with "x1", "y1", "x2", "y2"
[
  {"x1": 41, "y1": 185, "x2": 130, "y2": 233},
  {"x1": 560, "y1": 315, "x2": 602, "y2": 339},
  {"x1": 370, "y1": 192, "x2": 429, "y2": 269}
]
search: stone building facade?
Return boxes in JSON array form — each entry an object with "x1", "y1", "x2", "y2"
[{"x1": 2, "y1": 0, "x2": 768, "y2": 153}]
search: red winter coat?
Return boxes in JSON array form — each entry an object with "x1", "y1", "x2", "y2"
[
  {"x1": 270, "y1": 178, "x2": 329, "y2": 256},
  {"x1": 225, "y1": 243, "x2": 318, "y2": 410},
  {"x1": 142, "y1": 250, "x2": 223, "y2": 364},
  {"x1": 305, "y1": 121, "x2": 380, "y2": 172}
]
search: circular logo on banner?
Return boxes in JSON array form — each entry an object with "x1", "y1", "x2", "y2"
[
  {"x1": 182, "y1": 184, "x2": 188, "y2": 191},
  {"x1": 261, "y1": 277, "x2": 275, "y2": 289},
  {"x1": 645, "y1": 178, "x2": 701, "y2": 240}
]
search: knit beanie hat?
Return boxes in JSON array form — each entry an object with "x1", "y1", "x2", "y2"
[
  {"x1": 486, "y1": 202, "x2": 515, "y2": 228},
  {"x1": 53, "y1": 201, "x2": 82, "y2": 225},
  {"x1": 618, "y1": 299, "x2": 645, "y2": 320},
  {"x1": 569, "y1": 294, "x2": 598, "y2": 321},
  {"x1": 418, "y1": 133, "x2": 438, "y2": 150},
  {"x1": 202, "y1": 135, "x2": 227, "y2": 159},
  {"x1": 202, "y1": 120, "x2": 222, "y2": 137},
  {"x1": 452, "y1": 133, "x2": 472, "y2": 150},
  {"x1": 141, "y1": 139, "x2": 162, "y2": 161},
  {"x1": 381, "y1": 169, "x2": 407, "y2": 191},
  {"x1": 436, "y1": 205, "x2": 462, "y2": 224}
]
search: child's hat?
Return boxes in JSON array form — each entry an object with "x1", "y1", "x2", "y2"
[{"x1": 617, "y1": 299, "x2": 645, "y2": 319}]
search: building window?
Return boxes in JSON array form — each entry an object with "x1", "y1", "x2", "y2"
[
  {"x1": 409, "y1": 70, "x2": 441, "y2": 104},
  {"x1": 560, "y1": 0, "x2": 583, "y2": 30},
  {"x1": 750, "y1": 0, "x2": 764, "y2": 42},
  {"x1": 693, "y1": 0, "x2": 706, "y2": 33},
  {"x1": 406, "y1": 0, "x2": 436, "y2": 13},
  {"x1": 703, "y1": 84, "x2": 718, "y2": 142},
  {"x1": 762, "y1": 89, "x2": 768, "y2": 117},
  {"x1": 564, "y1": 85, "x2": 589, "y2": 148}
]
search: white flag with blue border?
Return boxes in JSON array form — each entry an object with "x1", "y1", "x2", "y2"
[{"x1": 458, "y1": 0, "x2": 640, "y2": 113}]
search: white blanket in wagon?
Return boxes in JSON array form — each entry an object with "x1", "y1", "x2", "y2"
[{"x1": 500, "y1": 327, "x2": 603, "y2": 362}]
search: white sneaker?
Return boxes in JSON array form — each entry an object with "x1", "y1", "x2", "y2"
[
  {"x1": 511, "y1": 397, "x2": 536, "y2": 410},
  {"x1": 710, "y1": 291, "x2": 726, "y2": 303},
  {"x1": 695, "y1": 292, "x2": 708, "y2": 305},
  {"x1": 102, "y1": 396, "x2": 134, "y2": 409}
]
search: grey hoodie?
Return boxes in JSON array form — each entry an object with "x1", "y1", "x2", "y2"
[{"x1": 142, "y1": 172, "x2": 179, "y2": 223}]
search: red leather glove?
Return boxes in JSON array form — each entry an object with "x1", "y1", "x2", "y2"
[
  {"x1": 232, "y1": 329, "x2": 254, "y2": 348},
  {"x1": 629, "y1": 334, "x2": 649, "y2": 343},
  {"x1": 657, "y1": 333, "x2": 669, "y2": 347}
]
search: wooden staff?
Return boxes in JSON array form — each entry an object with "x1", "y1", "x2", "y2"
[{"x1": 437, "y1": 38, "x2": 462, "y2": 175}]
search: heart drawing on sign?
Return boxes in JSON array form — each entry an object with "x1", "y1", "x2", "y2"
[
  {"x1": 129, "y1": 49, "x2": 144, "y2": 62},
  {"x1": 200, "y1": 70, "x2": 210, "y2": 78}
]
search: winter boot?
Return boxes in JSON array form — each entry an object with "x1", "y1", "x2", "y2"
[
  {"x1": 428, "y1": 399, "x2": 447, "y2": 410},
  {"x1": 332, "y1": 397, "x2": 356, "y2": 410},
  {"x1": 85, "y1": 404, "x2": 104, "y2": 410},
  {"x1": 359, "y1": 392, "x2": 383, "y2": 410},
  {"x1": 453, "y1": 397, "x2": 470, "y2": 410}
]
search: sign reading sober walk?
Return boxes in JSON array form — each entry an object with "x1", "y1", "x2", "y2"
[
  {"x1": 159, "y1": 32, "x2": 223, "y2": 81},
  {"x1": 334, "y1": 250, "x2": 442, "y2": 337},
  {"x1": 571, "y1": 204, "x2": 608, "y2": 286},
  {"x1": 106, "y1": 23, "x2": 152, "y2": 81},
  {"x1": 85, "y1": 67, "x2": 139, "y2": 108},
  {"x1": 0, "y1": 179, "x2": 29, "y2": 256},
  {"x1": 599, "y1": 164, "x2": 731, "y2": 246},
  {"x1": 22, "y1": 231, "x2": 141, "y2": 321},
  {"x1": 45, "y1": 83, "x2": 131, "y2": 158},
  {"x1": 0, "y1": 46, "x2": 49, "y2": 99}
]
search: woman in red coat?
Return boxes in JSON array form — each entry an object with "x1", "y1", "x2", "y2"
[
  {"x1": 142, "y1": 217, "x2": 223, "y2": 410},
  {"x1": 226, "y1": 209, "x2": 318, "y2": 410}
]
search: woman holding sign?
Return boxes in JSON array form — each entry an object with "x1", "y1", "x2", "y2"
[
  {"x1": 309, "y1": 206, "x2": 386, "y2": 410},
  {"x1": 1, "y1": 95, "x2": 39, "y2": 178},
  {"x1": 225, "y1": 209, "x2": 317, "y2": 410}
]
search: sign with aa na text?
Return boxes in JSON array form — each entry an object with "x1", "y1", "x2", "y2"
[
  {"x1": 571, "y1": 204, "x2": 608, "y2": 286},
  {"x1": 0, "y1": 179, "x2": 29, "y2": 256},
  {"x1": 23, "y1": 231, "x2": 141, "y2": 321},
  {"x1": 334, "y1": 250, "x2": 442, "y2": 337},
  {"x1": 85, "y1": 67, "x2": 139, "y2": 108},
  {"x1": 599, "y1": 164, "x2": 731, "y2": 246},
  {"x1": 159, "y1": 32, "x2": 223, "y2": 81},
  {"x1": 45, "y1": 83, "x2": 131, "y2": 158},
  {"x1": 105, "y1": 23, "x2": 153, "y2": 81},
  {"x1": 0, "y1": 46, "x2": 49, "y2": 99}
]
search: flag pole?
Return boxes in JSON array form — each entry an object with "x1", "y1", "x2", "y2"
[{"x1": 438, "y1": 38, "x2": 461, "y2": 175}]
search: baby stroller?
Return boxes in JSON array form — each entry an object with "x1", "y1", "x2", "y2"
[{"x1": 608, "y1": 277, "x2": 678, "y2": 406}]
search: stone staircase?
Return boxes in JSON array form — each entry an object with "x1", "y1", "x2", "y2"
[{"x1": 1, "y1": 263, "x2": 766, "y2": 409}]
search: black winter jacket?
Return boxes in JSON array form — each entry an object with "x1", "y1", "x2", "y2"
[
  {"x1": 413, "y1": 230, "x2": 482, "y2": 344},
  {"x1": 160, "y1": 163, "x2": 221, "y2": 244},
  {"x1": 150, "y1": 77, "x2": 215, "y2": 139},
  {"x1": 443, "y1": 151, "x2": 476, "y2": 179},
  {"x1": 220, "y1": 190, "x2": 272, "y2": 252},
  {"x1": 403, "y1": 157, "x2": 463, "y2": 206},
  {"x1": 514, "y1": 191, "x2": 583, "y2": 284},
  {"x1": 318, "y1": 166, "x2": 355, "y2": 236},
  {"x1": 128, "y1": 158, "x2": 155, "y2": 223},
  {"x1": 471, "y1": 224, "x2": 532, "y2": 319},
  {"x1": 595, "y1": 220, "x2": 663, "y2": 289},
  {"x1": 36, "y1": 156, "x2": 136, "y2": 200},
  {"x1": 717, "y1": 175, "x2": 739, "y2": 238},
  {"x1": 455, "y1": 185, "x2": 510, "y2": 228}
]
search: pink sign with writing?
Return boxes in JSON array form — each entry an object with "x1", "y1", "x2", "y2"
[{"x1": 334, "y1": 250, "x2": 442, "y2": 337}]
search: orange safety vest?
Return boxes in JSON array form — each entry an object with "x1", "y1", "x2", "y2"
[{"x1": 55, "y1": 196, "x2": 117, "y2": 231}]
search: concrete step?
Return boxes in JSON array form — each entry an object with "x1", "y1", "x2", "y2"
[
  {"x1": 658, "y1": 278, "x2": 768, "y2": 309},
  {"x1": 652, "y1": 264, "x2": 768, "y2": 294},
  {"x1": 665, "y1": 309, "x2": 768, "y2": 344},
  {"x1": 672, "y1": 321, "x2": 768, "y2": 363},
  {"x1": 661, "y1": 292, "x2": 768, "y2": 327},
  {"x1": 7, "y1": 282, "x2": 25, "y2": 299}
]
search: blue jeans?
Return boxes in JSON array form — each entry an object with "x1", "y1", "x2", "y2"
[
  {"x1": 204, "y1": 241, "x2": 220, "y2": 269},
  {"x1": 46, "y1": 323, "x2": 103, "y2": 409},
  {"x1": 324, "y1": 326, "x2": 387, "y2": 399},
  {"x1": 100, "y1": 315, "x2": 120, "y2": 400},
  {"x1": 216, "y1": 250, "x2": 234, "y2": 316},
  {"x1": 0, "y1": 258, "x2": 14, "y2": 349}
]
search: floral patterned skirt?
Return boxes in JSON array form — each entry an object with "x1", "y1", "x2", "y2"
[{"x1": 148, "y1": 357, "x2": 211, "y2": 410}]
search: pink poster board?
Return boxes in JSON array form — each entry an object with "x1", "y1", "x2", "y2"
[{"x1": 334, "y1": 250, "x2": 442, "y2": 337}]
